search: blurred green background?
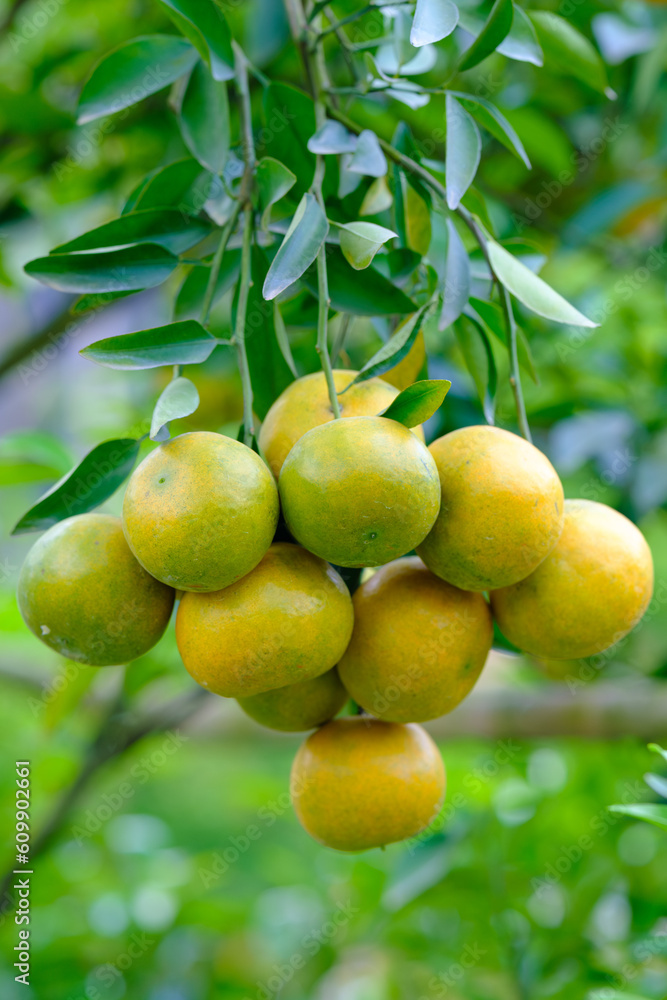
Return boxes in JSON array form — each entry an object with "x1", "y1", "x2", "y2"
[{"x1": 1, "y1": 0, "x2": 667, "y2": 997}]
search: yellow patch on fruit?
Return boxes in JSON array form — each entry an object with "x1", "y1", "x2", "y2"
[
  {"x1": 491, "y1": 499, "x2": 654, "y2": 660},
  {"x1": 417, "y1": 425, "x2": 564, "y2": 591},
  {"x1": 122, "y1": 431, "x2": 278, "y2": 593},
  {"x1": 338, "y1": 557, "x2": 492, "y2": 722},
  {"x1": 279, "y1": 415, "x2": 441, "y2": 568},
  {"x1": 291, "y1": 717, "x2": 445, "y2": 851},
  {"x1": 258, "y1": 369, "x2": 423, "y2": 478},
  {"x1": 176, "y1": 543, "x2": 354, "y2": 698},
  {"x1": 17, "y1": 514, "x2": 174, "y2": 666},
  {"x1": 237, "y1": 668, "x2": 348, "y2": 732}
]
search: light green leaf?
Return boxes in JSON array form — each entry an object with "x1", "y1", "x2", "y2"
[
  {"x1": 440, "y1": 218, "x2": 470, "y2": 329},
  {"x1": 454, "y1": 315, "x2": 497, "y2": 423},
  {"x1": 77, "y1": 35, "x2": 198, "y2": 124},
  {"x1": 337, "y1": 221, "x2": 397, "y2": 270},
  {"x1": 349, "y1": 129, "x2": 388, "y2": 177},
  {"x1": 529, "y1": 11, "x2": 610, "y2": 96},
  {"x1": 81, "y1": 320, "x2": 218, "y2": 369},
  {"x1": 52, "y1": 209, "x2": 210, "y2": 256},
  {"x1": 263, "y1": 193, "x2": 329, "y2": 300},
  {"x1": 360, "y1": 176, "x2": 394, "y2": 216},
  {"x1": 307, "y1": 120, "x2": 357, "y2": 154},
  {"x1": 256, "y1": 157, "x2": 297, "y2": 231},
  {"x1": 649, "y1": 743, "x2": 667, "y2": 765},
  {"x1": 156, "y1": 0, "x2": 234, "y2": 81},
  {"x1": 453, "y1": 93, "x2": 531, "y2": 169},
  {"x1": 150, "y1": 376, "x2": 200, "y2": 439},
  {"x1": 458, "y1": 0, "x2": 514, "y2": 71},
  {"x1": 486, "y1": 238, "x2": 598, "y2": 327},
  {"x1": 342, "y1": 308, "x2": 426, "y2": 389},
  {"x1": 411, "y1": 0, "x2": 459, "y2": 47},
  {"x1": 497, "y1": 6, "x2": 543, "y2": 66},
  {"x1": 179, "y1": 60, "x2": 229, "y2": 174},
  {"x1": 25, "y1": 244, "x2": 179, "y2": 294},
  {"x1": 446, "y1": 95, "x2": 481, "y2": 209},
  {"x1": 380, "y1": 379, "x2": 451, "y2": 427},
  {"x1": 608, "y1": 803, "x2": 667, "y2": 831}
]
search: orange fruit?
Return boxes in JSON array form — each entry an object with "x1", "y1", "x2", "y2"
[
  {"x1": 17, "y1": 514, "x2": 174, "y2": 666},
  {"x1": 237, "y1": 668, "x2": 348, "y2": 732},
  {"x1": 338, "y1": 557, "x2": 492, "y2": 722},
  {"x1": 176, "y1": 543, "x2": 354, "y2": 698},
  {"x1": 417, "y1": 425, "x2": 564, "y2": 591},
  {"x1": 291, "y1": 717, "x2": 445, "y2": 851},
  {"x1": 490, "y1": 499, "x2": 654, "y2": 660},
  {"x1": 122, "y1": 431, "x2": 278, "y2": 592},
  {"x1": 258, "y1": 369, "x2": 424, "y2": 477},
  {"x1": 279, "y1": 416, "x2": 441, "y2": 568}
]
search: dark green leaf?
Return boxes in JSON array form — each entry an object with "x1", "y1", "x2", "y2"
[
  {"x1": 380, "y1": 379, "x2": 452, "y2": 427},
  {"x1": 337, "y1": 221, "x2": 397, "y2": 270},
  {"x1": 468, "y1": 296, "x2": 538, "y2": 383},
  {"x1": 53, "y1": 209, "x2": 210, "y2": 256},
  {"x1": 263, "y1": 193, "x2": 329, "y2": 300},
  {"x1": 71, "y1": 290, "x2": 139, "y2": 314},
  {"x1": 25, "y1": 244, "x2": 179, "y2": 293},
  {"x1": 342, "y1": 307, "x2": 426, "y2": 389},
  {"x1": 245, "y1": 247, "x2": 295, "y2": 419},
  {"x1": 12, "y1": 438, "x2": 140, "y2": 534},
  {"x1": 156, "y1": 0, "x2": 234, "y2": 81},
  {"x1": 529, "y1": 11, "x2": 610, "y2": 96},
  {"x1": 440, "y1": 218, "x2": 470, "y2": 329},
  {"x1": 273, "y1": 301, "x2": 298, "y2": 378},
  {"x1": 608, "y1": 803, "x2": 667, "y2": 831},
  {"x1": 81, "y1": 320, "x2": 217, "y2": 369},
  {"x1": 262, "y1": 83, "x2": 316, "y2": 196},
  {"x1": 305, "y1": 248, "x2": 417, "y2": 316},
  {"x1": 445, "y1": 95, "x2": 481, "y2": 209},
  {"x1": 454, "y1": 315, "x2": 497, "y2": 423},
  {"x1": 174, "y1": 251, "x2": 241, "y2": 319},
  {"x1": 453, "y1": 93, "x2": 531, "y2": 169},
  {"x1": 126, "y1": 159, "x2": 210, "y2": 214},
  {"x1": 179, "y1": 60, "x2": 230, "y2": 174},
  {"x1": 256, "y1": 157, "x2": 297, "y2": 231},
  {"x1": 458, "y1": 0, "x2": 514, "y2": 72},
  {"x1": 77, "y1": 35, "x2": 198, "y2": 124},
  {"x1": 410, "y1": 0, "x2": 458, "y2": 46},
  {"x1": 150, "y1": 376, "x2": 200, "y2": 439}
]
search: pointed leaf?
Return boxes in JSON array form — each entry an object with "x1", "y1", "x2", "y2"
[
  {"x1": 52, "y1": 209, "x2": 210, "y2": 256},
  {"x1": 440, "y1": 218, "x2": 471, "y2": 329},
  {"x1": 126, "y1": 158, "x2": 209, "y2": 213},
  {"x1": 262, "y1": 84, "x2": 316, "y2": 197},
  {"x1": 644, "y1": 773, "x2": 667, "y2": 800},
  {"x1": 360, "y1": 176, "x2": 393, "y2": 216},
  {"x1": 454, "y1": 315, "x2": 497, "y2": 423},
  {"x1": 25, "y1": 244, "x2": 179, "y2": 294},
  {"x1": 608, "y1": 803, "x2": 667, "y2": 831},
  {"x1": 445, "y1": 95, "x2": 481, "y2": 209},
  {"x1": 81, "y1": 320, "x2": 217, "y2": 369},
  {"x1": 262, "y1": 193, "x2": 329, "y2": 300},
  {"x1": 338, "y1": 222, "x2": 397, "y2": 270},
  {"x1": 529, "y1": 11, "x2": 610, "y2": 96},
  {"x1": 245, "y1": 247, "x2": 296, "y2": 418},
  {"x1": 404, "y1": 179, "x2": 432, "y2": 255},
  {"x1": 349, "y1": 130, "x2": 388, "y2": 177},
  {"x1": 468, "y1": 296, "x2": 538, "y2": 383},
  {"x1": 156, "y1": 0, "x2": 234, "y2": 81},
  {"x1": 12, "y1": 439, "x2": 140, "y2": 534},
  {"x1": 150, "y1": 376, "x2": 200, "y2": 439},
  {"x1": 497, "y1": 6, "x2": 543, "y2": 66},
  {"x1": 458, "y1": 0, "x2": 514, "y2": 72},
  {"x1": 77, "y1": 35, "x2": 198, "y2": 124},
  {"x1": 411, "y1": 0, "x2": 459, "y2": 46},
  {"x1": 174, "y1": 251, "x2": 241, "y2": 319},
  {"x1": 71, "y1": 290, "x2": 138, "y2": 314},
  {"x1": 307, "y1": 120, "x2": 357, "y2": 154},
  {"x1": 453, "y1": 93, "x2": 531, "y2": 169},
  {"x1": 256, "y1": 157, "x2": 297, "y2": 231},
  {"x1": 179, "y1": 60, "x2": 229, "y2": 174},
  {"x1": 486, "y1": 238, "x2": 598, "y2": 327},
  {"x1": 342, "y1": 308, "x2": 426, "y2": 389},
  {"x1": 380, "y1": 379, "x2": 451, "y2": 428},
  {"x1": 649, "y1": 743, "x2": 667, "y2": 765},
  {"x1": 273, "y1": 301, "x2": 298, "y2": 378}
]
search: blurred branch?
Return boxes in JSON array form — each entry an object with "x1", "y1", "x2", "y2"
[{"x1": 0, "y1": 300, "x2": 75, "y2": 381}]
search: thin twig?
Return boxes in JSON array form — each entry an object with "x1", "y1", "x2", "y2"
[{"x1": 200, "y1": 201, "x2": 243, "y2": 325}]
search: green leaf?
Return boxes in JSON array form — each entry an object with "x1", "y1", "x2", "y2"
[
  {"x1": 81, "y1": 320, "x2": 217, "y2": 369},
  {"x1": 468, "y1": 296, "x2": 538, "y2": 383},
  {"x1": 77, "y1": 35, "x2": 198, "y2": 124},
  {"x1": 337, "y1": 221, "x2": 397, "y2": 271},
  {"x1": 440, "y1": 218, "x2": 470, "y2": 330},
  {"x1": 410, "y1": 0, "x2": 458, "y2": 46},
  {"x1": 25, "y1": 244, "x2": 179, "y2": 294},
  {"x1": 458, "y1": 0, "x2": 514, "y2": 72},
  {"x1": 453, "y1": 93, "x2": 531, "y2": 169},
  {"x1": 360, "y1": 176, "x2": 394, "y2": 217},
  {"x1": 403, "y1": 178, "x2": 432, "y2": 255},
  {"x1": 245, "y1": 247, "x2": 296, "y2": 419},
  {"x1": 273, "y1": 301, "x2": 298, "y2": 378},
  {"x1": 150, "y1": 376, "x2": 200, "y2": 439},
  {"x1": 11, "y1": 439, "x2": 140, "y2": 535},
  {"x1": 305, "y1": 249, "x2": 416, "y2": 316},
  {"x1": 125, "y1": 158, "x2": 209, "y2": 214},
  {"x1": 454, "y1": 315, "x2": 497, "y2": 423},
  {"x1": 174, "y1": 251, "x2": 241, "y2": 319},
  {"x1": 0, "y1": 430, "x2": 73, "y2": 487},
  {"x1": 307, "y1": 120, "x2": 357, "y2": 154},
  {"x1": 256, "y1": 157, "x2": 297, "y2": 231},
  {"x1": 179, "y1": 60, "x2": 229, "y2": 174},
  {"x1": 156, "y1": 0, "x2": 234, "y2": 81},
  {"x1": 529, "y1": 11, "x2": 610, "y2": 96},
  {"x1": 649, "y1": 743, "x2": 667, "y2": 765},
  {"x1": 608, "y1": 803, "x2": 667, "y2": 831},
  {"x1": 485, "y1": 238, "x2": 598, "y2": 327},
  {"x1": 342, "y1": 308, "x2": 426, "y2": 389},
  {"x1": 380, "y1": 379, "x2": 452, "y2": 427},
  {"x1": 262, "y1": 193, "x2": 329, "y2": 300},
  {"x1": 348, "y1": 130, "x2": 388, "y2": 177},
  {"x1": 497, "y1": 6, "x2": 543, "y2": 66},
  {"x1": 262, "y1": 83, "x2": 316, "y2": 196},
  {"x1": 71, "y1": 290, "x2": 138, "y2": 314},
  {"x1": 445, "y1": 95, "x2": 481, "y2": 210},
  {"x1": 52, "y1": 208, "x2": 210, "y2": 256},
  {"x1": 644, "y1": 773, "x2": 667, "y2": 799}
]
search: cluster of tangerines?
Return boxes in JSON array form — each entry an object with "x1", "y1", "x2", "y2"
[{"x1": 18, "y1": 370, "x2": 654, "y2": 852}]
